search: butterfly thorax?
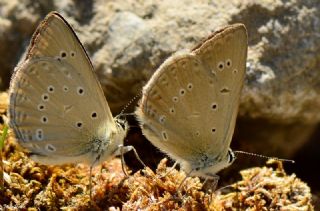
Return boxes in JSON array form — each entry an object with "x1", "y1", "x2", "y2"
[
  {"x1": 181, "y1": 148, "x2": 236, "y2": 179},
  {"x1": 92, "y1": 118, "x2": 128, "y2": 166}
]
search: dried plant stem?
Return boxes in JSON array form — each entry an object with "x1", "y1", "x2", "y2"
[{"x1": 0, "y1": 124, "x2": 8, "y2": 193}]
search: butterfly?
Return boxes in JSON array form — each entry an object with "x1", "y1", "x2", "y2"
[
  {"x1": 8, "y1": 11, "x2": 143, "y2": 171},
  {"x1": 136, "y1": 24, "x2": 248, "y2": 180}
]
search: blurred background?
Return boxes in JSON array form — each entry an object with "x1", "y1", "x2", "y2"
[{"x1": 0, "y1": 0, "x2": 319, "y2": 206}]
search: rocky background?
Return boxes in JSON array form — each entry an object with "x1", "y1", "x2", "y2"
[{"x1": 0, "y1": 0, "x2": 319, "y2": 208}]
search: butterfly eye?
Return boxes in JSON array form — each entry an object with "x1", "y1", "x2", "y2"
[
  {"x1": 116, "y1": 119, "x2": 126, "y2": 130},
  {"x1": 227, "y1": 149, "x2": 236, "y2": 163}
]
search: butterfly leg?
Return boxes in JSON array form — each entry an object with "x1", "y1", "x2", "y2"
[
  {"x1": 202, "y1": 174, "x2": 220, "y2": 204},
  {"x1": 205, "y1": 174, "x2": 220, "y2": 191},
  {"x1": 118, "y1": 144, "x2": 146, "y2": 176},
  {"x1": 158, "y1": 161, "x2": 178, "y2": 178}
]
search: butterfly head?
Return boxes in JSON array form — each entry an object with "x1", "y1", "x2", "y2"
[
  {"x1": 113, "y1": 116, "x2": 129, "y2": 153},
  {"x1": 114, "y1": 116, "x2": 129, "y2": 138},
  {"x1": 181, "y1": 148, "x2": 236, "y2": 179}
]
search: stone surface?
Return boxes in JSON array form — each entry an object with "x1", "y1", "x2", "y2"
[{"x1": 0, "y1": 0, "x2": 319, "y2": 122}]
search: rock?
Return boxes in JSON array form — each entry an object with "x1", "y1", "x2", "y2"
[{"x1": 2, "y1": 1, "x2": 319, "y2": 122}]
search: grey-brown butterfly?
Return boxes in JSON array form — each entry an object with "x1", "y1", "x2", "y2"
[
  {"x1": 8, "y1": 12, "x2": 143, "y2": 182},
  {"x1": 136, "y1": 24, "x2": 248, "y2": 181}
]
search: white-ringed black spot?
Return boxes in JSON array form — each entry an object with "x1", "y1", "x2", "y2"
[
  {"x1": 60, "y1": 51, "x2": 67, "y2": 58},
  {"x1": 226, "y1": 59, "x2": 232, "y2": 68},
  {"x1": 217, "y1": 61, "x2": 224, "y2": 71},
  {"x1": 162, "y1": 131, "x2": 168, "y2": 140},
  {"x1": 70, "y1": 51, "x2": 75, "y2": 57},
  {"x1": 41, "y1": 116, "x2": 48, "y2": 124},
  {"x1": 77, "y1": 87, "x2": 84, "y2": 95},
  {"x1": 172, "y1": 96, "x2": 178, "y2": 103},
  {"x1": 211, "y1": 103, "x2": 218, "y2": 110},
  {"x1": 91, "y1": 112, "x2": 97, "y2": 119},
  {"x1": 179, "y1": 88, "x2": 186, "y2": 96},
  {"x1": 36, "y1": 129, "x2": 44, "y2": 141},
  {"x1": 169, "y1": 107, "x2": 175, "y2": 114},
  {"x1": 48, "y1": 85, "x2": 54, "y2": 93},
  {"x1": 38, "y1": 104, "x2": 45, "y2": 111},
  {"x1": 45, "y1": 144, "x2": 56, "y2": 152},
  {"x1": 42, "y1": 93, "x2": 49, "y2": 101},
  {"x1": 187, "y1": 83, "x2": 193, "y2": 91},
  {"x1": 76, "y1": 121, "x2": 83, "y2": 128},
  {"x1": 211, "y1": 128, "x2": 216, "y2": 133}
]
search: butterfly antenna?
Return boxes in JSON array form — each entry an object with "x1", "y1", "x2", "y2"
[
  {"x1": 120, "y1": 91, "x2": 142, "y2": 116},
  {"x1": 234, "y1": 151, "x2": 295, "y2": 163}
]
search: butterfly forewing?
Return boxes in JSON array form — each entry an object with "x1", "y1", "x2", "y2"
[
  {"x1": 9, "y1": 12, "x2": 119, "y2": 164},
  {"x1": 26, "y1": 12, "x2": 114, "y2": 122},
  {"x1": 192, "y1": 24, "x2": 247, "y2": 157}
]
